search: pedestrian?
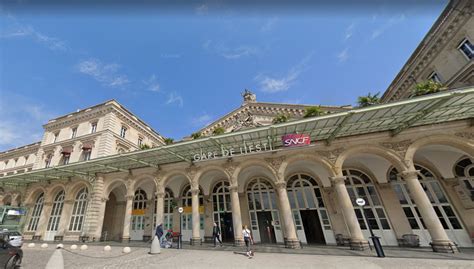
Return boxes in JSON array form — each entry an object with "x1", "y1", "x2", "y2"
[
  {"x1": 155, "y1": 223, "x2": 164, "y2": 244},
  {"x1": 242, "y1": 225, "x2": 254, "y2": 258},
  {"x1": 213, "y1": 222, "x2": 223, "y2": 247}
]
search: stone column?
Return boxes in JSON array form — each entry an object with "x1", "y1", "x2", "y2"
[
  {"x1": 0, "y1": 195, "x2": 4, "y2": 206},
  {"x1": 401, "y1": 170, "x2": 458, "y2": 252},
  {"x1": 121, "y1": 194, "x2": 133, "y2": 243},
  {"x1": 229, "y1": 186, "x2": 244, "y2": 246},
  {"x1": 275, "y1": 182, "x2": 300, "y2": 249},
  {"x1": 190, "y1": 188, "x2": 201, "y2": 245},
  {"x1": 11, "y1": 194, "x2": 19, "y2": 207},
  {"x1": 84, "y1": 175, "x2": 107, "y2": 241},
  {"x1": 36, "y1": 202, "x2": 52, "y2": 238},
  {"x1": 155, "y1": 191, "x2": 165, "y2": 229},
  {"x1": 332, "y1": 176, "x2": 369, "y2": 250},
  {"x1": 57, "y1": 199, "x2": 74, "y2": 237}
]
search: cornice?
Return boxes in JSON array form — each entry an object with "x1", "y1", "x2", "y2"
[
  {"x1": 44, "y1": 106, "x2": 113, "y2": 130},
  {"x1": 0, "y1": 143, "x2": 40, "y2": 160}
]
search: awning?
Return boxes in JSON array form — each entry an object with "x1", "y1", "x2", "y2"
[
  {"x1": 81, "y1": 141, "x2": 94, "y2": 151},
  {"x1": 1, "y1": 87, "x2": 473, "y2": 187}
]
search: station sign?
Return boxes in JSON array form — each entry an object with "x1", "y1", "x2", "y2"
[{"x1": 282, "y1": 134, "x2": 311, "y2": 147}]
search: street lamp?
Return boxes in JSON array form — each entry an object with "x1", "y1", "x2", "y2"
[
  {"x1": 355, "y1": 198, "x2": 385, "y2": 258},
  {"x1": 178, "y1": 207, "x2": 184, "y2": 249}
]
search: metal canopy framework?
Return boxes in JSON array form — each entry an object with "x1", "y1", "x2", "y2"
[{"x1": 1, "y1": 87, "x2": 473, "y2": 187}]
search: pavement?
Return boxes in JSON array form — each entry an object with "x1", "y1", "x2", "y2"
[{"x1": 20, "y1": 242, "x2": 474, "y2": 269}]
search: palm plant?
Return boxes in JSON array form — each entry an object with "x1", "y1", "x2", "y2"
[
  {"x1": 412, "y1": 80, "x2": 446, "y2": 97},
  {"x1": 212, "y1": 127, "x2": 225, "y2": 135},
  {"x1": 304, "y1": 106, "x2": 325, "y2": 118},
  {"x1": 140, "y1": 144, "x2": 151, "y2": 150},
  {"x1": 164, "y1": 138, "x2": 174, "y2": 145},
  {"x1": 357, "y1": 92, "x2": 380, "y2": 107},
  {"x1": 191, "y1": 132, "x2": 202, "y2": 139},
  {"x1": 272, "y1": 114, "x2": 290, "y2": 124}
]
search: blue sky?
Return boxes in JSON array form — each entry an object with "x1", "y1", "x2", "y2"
[{"x1": 0, "y1": 1, "x2": 445, "y2": 151}]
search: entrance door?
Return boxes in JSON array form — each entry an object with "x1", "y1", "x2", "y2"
[
  {"x1": 257, "y1": 212, "x2": 276, "y2": 244},
  {"x1": 131, "y1": 215, "x2": 145, "y2": 240},
  {"x1": 219, "y1": 213, "x2": 234, "y2": 242},
  {"x1": 300, "y1": 210, "x2": 325, "y2": 244}
]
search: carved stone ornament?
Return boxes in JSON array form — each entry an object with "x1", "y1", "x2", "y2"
[
  {"x1": 228, "y1": 111, "x2": 263, "y2": 132},
  {"x1": 455, "y1": 131, "x2": 474, "y2": 140},
  {"x1": 264, "y1": 156, "x2": 286, "y2": 173},
  {"x1": 379, "y1": 140, "x2": 412, "y2": 158},
  {"x1": 224, "y1": 161, "x2": 239, "y2": 178},
  {"x1": 318, "y1": 148, "x2": 344, "y2": 165}
]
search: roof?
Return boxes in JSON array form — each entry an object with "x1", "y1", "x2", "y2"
[{"x1": 1, "y1": 86, "x2": 473, "y2": 187}]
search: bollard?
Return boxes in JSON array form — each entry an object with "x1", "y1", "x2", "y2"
[
  {"x1": 70, "y1": 245, "x2": 78, "y2": 250},
  {"x1": 122, "y1": 247, "x2": 131, "y2": 253},
  {"x1": 28, "y1": 243, "x2": 35, "y2": 248},
  {"x1": 80, "y1": 245, "x2": 88, "y2": 250},
  {"x1": 148, "y1": 235, "x2": 161, "y2": 255},
  {"x1": 104, "y1": 245, "x2": 111, "y2": 252},
  {"x1": 41, "y1": 243, "x2": 49, "y2": 248},
  {"x1": 56, "y1": 244, "x2": 64, "y2": 249}
]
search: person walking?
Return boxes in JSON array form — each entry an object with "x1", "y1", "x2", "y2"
[
  {"x1": 242, "y1": 225, "x2": 254, "y2": 258},
  {"x1": 213, "y1": 222, "x2": 223, "y2": 247},
  {"x1": 156, "y1": 223, "x2": 164, "y2": 244}
]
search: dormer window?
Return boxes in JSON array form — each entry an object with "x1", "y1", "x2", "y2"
[
  {"x1": 71, "y1": 127, "x2": 78, "y2": 139},
  {"x1": 91, "y1": 122, "x2": 97, "y2": 133},
  {"x1": 458, "y1": 38, "x2": 473, "y2": 60},
  {"x1": 120, "y1": 126, "x2": 127, "y2": 138},
  {"x1": 428, "y1": 72, "x2": 442, "y2": 83},
  {"x1": 138, "y1": 137, "x2": 143, "y2": 147}
]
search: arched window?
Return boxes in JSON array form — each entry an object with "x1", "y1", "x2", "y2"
[
  {"x1": 131, "y1": 189, "x2": 147, "y2": 233},
  {"x1": 454, "y1": 157, "x2": 474, "y2": 201},
  {"x1": 287, "y1": 174, "x2": 332, "y2": 231},
  {"x1": 213, "y1": 181, "x2": 231, "y2": 213},
  {"x1": 180, "y1": 184, "x2": 204, "y2": 231},
  {"x1": 343, "y1": 169, "x2": 391, "y2": 230},
  {"x1": 27, "y1": 193, "x2": 44, "y2": 231},
  {"x1": 47, "y1": 191, "x2": 65, "y2": 232},
  {"x1": 390, "y1": 165, "x2": 463, "y2": 230},
  {"x1": 246, "y1": 178, "x2": 280, "y2": 234},
  {"x1": 69, "y1": 188, "x2": 88, "y2": 231}
]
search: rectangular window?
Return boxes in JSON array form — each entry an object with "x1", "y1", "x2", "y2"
[
  {"x1": 428, "y1": 72, "x2": 442, "y2": 83},
  {"x1": 71, "y1": 127, "x2": 77, "y2": 138},
  {"x1": 120, "y1": 126, "x2": 127, "y2": 138},
  {"x1": 83, "y1": 151, "x2": 91, "y2": 161},
  {"x1": 63, "y1": 155, "x2": 70, "y2": 165},
  {"x1": 45, "y1": 158, "x2": 51, "y2": 168},
  {"x1": 458, "y1": 39, "x2": 474, "y2": 60},
  {"x1": 53, "y1": 132, "x2": 59, "y2": 143},
  {"x1": 138, "y1": 137, "x2": 143, "y2": 147},
  {"x1": 91, "y1": 122, "x2": 97, "y2": 133}
]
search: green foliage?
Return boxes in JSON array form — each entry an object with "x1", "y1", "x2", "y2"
[
  {"x1": 191, "y1": 132, "x2": 202, "y2": 139},
  {"x1": 140, "y1": 144, "x2": 151, "y2": 150},
  {"x1": 412, "y1": 80, "x2": 446, "y2": 97},
  {"x1": 304, "y1": 106, "x2": 325, "y2": 118},
  {"x1": 272, "y1": 114, "x2": 290, "y2": 124},
  {"x1": 357, "y1": 92, "x2": 380, "y2": 107},
  {"x1": 212, "y1": 127, "x2": 225, "y2": 135},
  {"x1": 164, "y1": 138, "x2": 174, "y2": 145}
]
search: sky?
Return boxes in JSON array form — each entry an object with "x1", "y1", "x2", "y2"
[{"x1": 0, "y1": 0, "x2": 446, "y2": 151}]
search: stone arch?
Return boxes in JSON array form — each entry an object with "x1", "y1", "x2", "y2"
[
  {"x1": 132, "y1": 173, "x2": 157, "y2": 190},
  {"x1": 234, "y1": 159, "x2": 278, "y2": 193},
  {"x1": 196, "y1": 166, "x2": 230, "y2": 196},
  {"x1": 405, "y1": 134, "x2": 474, "y2": 170},
  {"x1": 25, "y1": 186, "x2": 47, "y2": 205},
  {"x1": 104, "y1": 178, "x2": 128, "y2": 199},
  {"x1": 2, "y1": 194, "x2": 12, "y2": 206},
  {"x1": 161, "y1": 171, "x2": 191, "y2": 187},
  {"x1": 335, "y1": 144, "x2": 408, "y2": 177},
  {"x1": 65, "y1": 180, "x2": 91, "y2": 201},
  {"x1": 280, "y1": 154, "x2": 336, "y2": 187},
  {"x1": 46, "y1": 184, "x2": 67, "y2": 203}
]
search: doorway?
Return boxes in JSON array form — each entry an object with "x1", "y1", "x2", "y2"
[
  {"x1": 300, "y1": 210, "x2": 325, "y2": 244},
  {"x1": 257, "y1": 211, "x2": 276, "y2": 244},
  {"x1": 217, "y1": 212, "x2": 234, "y2": 242}
]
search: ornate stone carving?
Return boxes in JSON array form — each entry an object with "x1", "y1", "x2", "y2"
[
  {"x1": 275, "y1": 181, "x2": 286, "y2": 189},
  {"x1": 264, "y1": 156, "x2": 286, "y2": 173},
  {"x1": 379, "y1": 140, "x2": 412, "y2": 158},
  {"x1": 330, "y1": 176, "x2": 347, "y2": 185},
  {"x1": 318, "y1": 148, "x2": 344, "y2": 165},
  {"x1": 455, "y1": 131, "x2": 474, "y2": 140},
  {"x1": 227, "y1": 111, "x2": 263, "y2": 132},
  {"x1": 224, "y1": 161, "x2": 239, "y2": 178},
  {"x1": 185, "y1": 166, "x2": 199, "y2": 181}
]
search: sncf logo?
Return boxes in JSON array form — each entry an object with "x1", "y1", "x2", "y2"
[{"x1": 282, "y1": 134, "x2": 311, "y2": 147}]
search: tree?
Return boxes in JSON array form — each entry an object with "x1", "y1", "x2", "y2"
[
  {"x1": 164, "y1": 138, "x2": 174, "y2": 145},
  {"x1": 304, "y1": 106, "x2": 325, "y2": 118},
  {"x1": 272, "y1": 114, "x2": 289, "y2": 124},
  {"x1": 212, "y1": 127, "x2": 225, "y2": 135},
  {"x1": 357, "y1": 92, "x2": 380, "y2": 107},
  {"x1": 191, "y1": 132, "x2": 202, "y2": 139},
  {"x1": 140, "y1": 144, "x2": 151, "y2": 150},
  {"x1": 412, "y1": 80, "x2": 446, "y2": 97}
]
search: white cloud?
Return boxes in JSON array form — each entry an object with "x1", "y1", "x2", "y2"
[
  {"x1": 371, "y1": 13, "x2": 406, "y2": 40},
  {"x1": 195, "y1": 3, "x2": 209, "y2": 15},
  {"x1": 260, "y1": 17, "x2": 278, "y2": 32},
  {"x1": 255, "y1": 52, "x2": 314, "y2": 93},
  {"x1": 192, "y1": 113, "x2": 213, "y2": 127},
  {"x1": 344, "y1": 22, "x2": 355, "y2": 41},
  {"x1": 76, "y1": 58, "x2": 129, "y2": 88},
  {"x1": 1, "y1": 23, "x2": 67, "y2": 51},
  {"x1": 203, "y1": 40, "x2": 260, "y2": 60},
  {"x1": 166, "y1": 92, "x2": 184, "y2": 107},
  {"x1": 143, "y1": 74, "x2": 161, "y2": 92},
  {"x1": 337, "y1": 48, "x2": 349, "y2": 62}
]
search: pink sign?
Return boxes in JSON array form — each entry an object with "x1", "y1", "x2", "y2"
[{"x1": 282, "y1": 134, "x2": 311, "y2": 147}]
